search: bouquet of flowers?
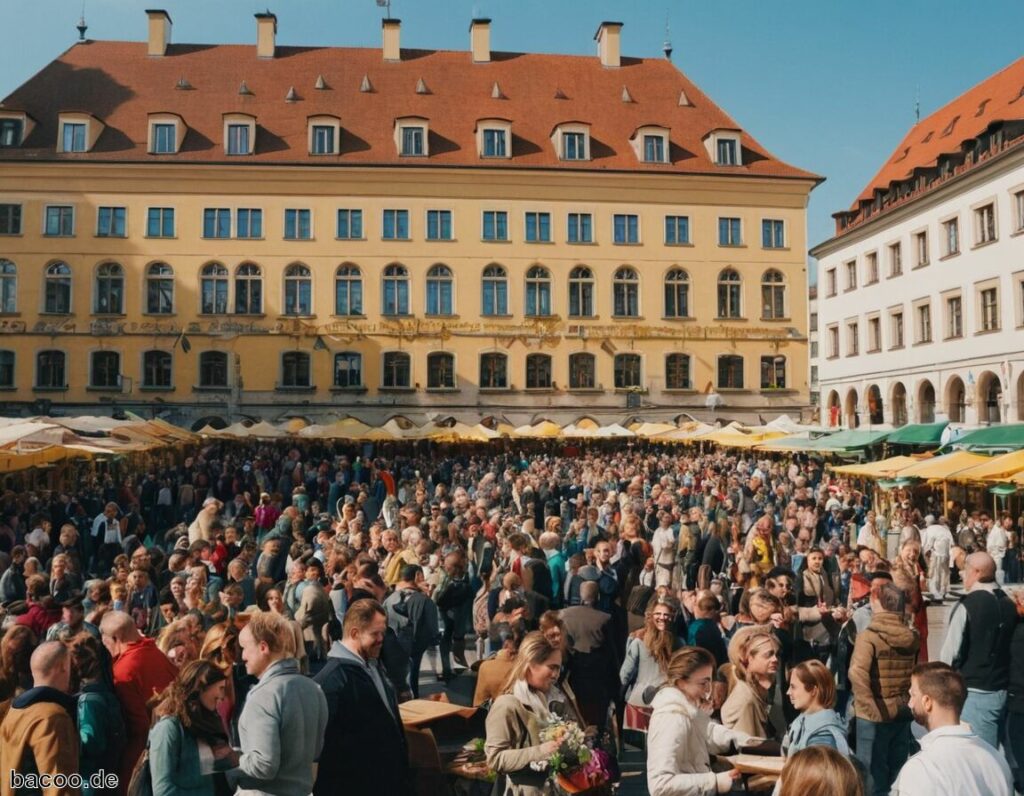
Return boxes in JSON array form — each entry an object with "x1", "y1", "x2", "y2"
[{"x1": 538, "y1": 719, "x2": 618, "y2": 795}]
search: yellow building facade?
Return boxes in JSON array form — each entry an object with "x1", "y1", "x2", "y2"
[{"x1": 0, "y1": 12, "x2": 818, "y2": 428}]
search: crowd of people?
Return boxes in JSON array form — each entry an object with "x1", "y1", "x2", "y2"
[{"x1": 0, "y1": 441, "x2": 1021, "y2": 796}]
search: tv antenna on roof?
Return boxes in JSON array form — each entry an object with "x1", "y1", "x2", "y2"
[
  {"x1": 663, "y1": 13, "x2": 673, "y2": 61},
  {"x1": 376, "y1": 0, "x2": 392, "y2": 19},
  {"x1": 77, "y1": 0, "x2": 88, "y2": 41}
]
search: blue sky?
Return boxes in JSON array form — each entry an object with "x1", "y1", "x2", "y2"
[{"x1": 2, "y1": 1, "x2": 1023, "y2": 271}]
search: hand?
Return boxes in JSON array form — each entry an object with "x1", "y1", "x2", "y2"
[
  {"x1": 716, "y1": 769, "x2": 741, "y2": 793},
  {"x1": 539, "y1": 740, "x2": 561, "y2": 757}
]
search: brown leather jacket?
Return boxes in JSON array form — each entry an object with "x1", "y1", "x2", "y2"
[{"x1": 849, "y1": 610, "x2": 920, "y2": 722}]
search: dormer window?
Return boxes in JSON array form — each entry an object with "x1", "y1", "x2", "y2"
[
  {"x1": 475, "y1": 118, "x2": 512, "y2": 160},
  {"x1": 629, "y1": 125, "x2": 670, "y2": 164},
  {"x1": 223, "y1": 113, "x2": 256, "y2": 156},
  {"x1": 0, "y1": 115, "x2": 27, "y2": 147},
  {"x1": 308, "y1": 115, "x2": 341, "y2": 155},
  {"x1": 147, "y1": 113, "x2": 186, "y2": 155},
  {"x1": 57, "y1": 113, "x2": 103, "y2": 154},
  {"x1": 704, "y1": 128, "x2": 743, "y2": 166},
  {"x1": 551, "y1": 122, "x2": 591, "y2": 162},
  {"x1": 394, "y1": 117, "x2": 429, "y2": 157}
]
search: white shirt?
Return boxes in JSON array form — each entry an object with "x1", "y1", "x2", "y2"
[
  {"x1": 921, "y1": 523, "x2": 954, "y2": 558},
  {"x1": 25, "y1": 526, "x2": 49, "y2": 551},
  {"x1": 891, "y1": 723, "x2": 1013, "y2": 796},
  {"x1": 986, "y1": 525, "x2": 1008, "y2": 559},
  {"x1": 652, "y1": 526, "x2": 676, "y2": 567},
  {"x1": 91, "y1": 513, "x2": 122, "y2": 545}
]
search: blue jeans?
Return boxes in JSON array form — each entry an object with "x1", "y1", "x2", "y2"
[
  {"x1": 962, "y1": 688, "x2": 1007, "y2": 750},
  {"x1": 854, "y1": 716, "x2": 912, "y2": 796}
]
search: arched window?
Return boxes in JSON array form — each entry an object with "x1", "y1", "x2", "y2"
[
  {"x1": 94, "y1": 263, "x2": 124, "y2": 314},
  {"x1": 0, "y1": 350, "x2": 14, "y2": 388},
  {"x1": 568, "y1": 266, "x2": 594, "y2": 318},
  {"x1": 665, "y1": 353, "x2": 691, "y2": 389},
  {"x1": 526, "y1": 354, "x2": 552, "y2": 389},
  {"x1": 569, "y1": 352, "x2": 596, "y2": 389},
  {"x1": 200, "y1": 263, "x2": 229, "y2": 315},
  {"x1": 612, "y1": 266, "x2": 639, "y2": 317},
  {"x1": 760, "y1": 356, "x2": 786, "y2": 389},
  {"x1": 43, "y1": 262, "x2": 72, "y2": 314},
  {"x1": 234, "y1": 263, "x2": 262, "y2": 315},
  {"x1": 382, "y1": 351, "x2": 411, "y2": 388},
  {"x1": 283, "y1": 263, "x2": 312, "y2": 316},
  {"x1": 761, "y1": 269, "x2": 786, "y2": 320},
  {"x1": 717, "y1": 355, "x2": 744, "y2": 389},
  {"x1": 427, "y1": 352, "x2": 455, "y2": 389},
  {"x1": 614, "y1": 353, "x2": 641, "y2": 389},
  {"x1": 89, "y1": 351, "x2": 120, "y2": 389},
  {"x1": 525, "y1": 265, "x2": 551, "y2": 317},
  {"x1": 482, "y1": 264, "x2": 508, "y2": 316},
  {"x1": 281, "y1": 351, "x2": 311, "y2": 388},
  {"x1": 664, "y1": 269, "x2": 689, "y2": 319},
  {"x1": 382, "y1": 264, "x2": 410, "y2": 316},
  {"x1": 0, "y1": 259, "x2": 16, "y2": 314},
  {"x1": 146, "y1": 262, "x2": 174, "y2": 315},
  {"x1": 36, "y1": 350, "x2": 66, "y2": 389},
  {"x1": 199, "y1": 351, "x2": 228, "y2": 388},
  {"x1": 334, "y1": 265, "x2": 363, "y2": 316},
  {"x1": 425, "y1": 264, "x2": 453, "y2": 316},
  {"x1": 717, "y1": 269, "x2": 741, "y2": 318},
  {"x1": 334, "y1": 352, "x2": 362, "y2": 388},
  {"x1": 142, "y1": 350, "x2": 173, "y2": 389},
  {"x1": 480, "y1": 352, "x2": 508, "y2": 389}
]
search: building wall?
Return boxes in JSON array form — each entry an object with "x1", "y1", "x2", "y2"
[
  {"x1": 814, "y1": 147, "x2": 1024, "y2": 428},
  {"x1": 0, "y1": 162, "x2": 812, "y2": 425}
]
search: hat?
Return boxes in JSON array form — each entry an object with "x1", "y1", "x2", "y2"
[{"x1": 577, "y1": 565, "x2": 600, "y2": 582}]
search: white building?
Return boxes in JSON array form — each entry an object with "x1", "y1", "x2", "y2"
[{"x1": 811, "y1": 57, "x2": 1024, "y2": 429}]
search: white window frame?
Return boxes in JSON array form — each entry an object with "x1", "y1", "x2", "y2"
[
  {"x1": 551, "y1": 122, "x2": 591, "y2": 162},
  {"x1": 395, "y1": 117, "x2": 429, "y2": 157},
  {"x1": 147, "y1": 113, "x2": 185, "y2": 154},
  {"x1": 308, "y1": 115, "x2": 341, "y2": 156},
  {"x1": 476, "y1": 119, "x2": 512, "y2": 160}
]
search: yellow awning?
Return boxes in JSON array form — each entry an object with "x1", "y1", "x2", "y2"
[
  {"x1": 830, "y1": 456, "x2": 920, "y2": 478},
  {"x1": 947, "y1": 450, "x2": 1024, "y2": 483},
  {"x1": 895, "y1": 451, "x2": 992, "y2": 481}
]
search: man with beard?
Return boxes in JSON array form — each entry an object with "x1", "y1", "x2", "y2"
[{"x1": 315, "y1": 599, "x2": 412, "y2": 796}]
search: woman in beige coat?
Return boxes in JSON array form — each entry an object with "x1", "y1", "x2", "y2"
[
  {"x1": 484, "y1": 631, "x2": 585, "y2": 796},
  {"x1": 722, "y1": 624, "x2": 784, "y2": 740}
]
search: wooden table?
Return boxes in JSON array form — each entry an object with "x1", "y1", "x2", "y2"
[{"x1": 399, "y1": 699, "x2": 478, "y2": 727}]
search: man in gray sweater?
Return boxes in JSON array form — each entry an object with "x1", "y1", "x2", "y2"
[{"x1": 233, "y1": 611, "x2": 329, "y2": 796}]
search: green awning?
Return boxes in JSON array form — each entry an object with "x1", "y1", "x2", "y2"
[
  {"x1": 805, "y1": 429, "x2": 891, "y2": 452},
  {"x1": 989, "y1": 484, "x2": 1020, "y2": 496},
  {"x1": 948, "y1": 424, "x2": 1024, "y2": 452},
  {"x1": 885, "y1": 421, "x2": 949, "y2": 447}
]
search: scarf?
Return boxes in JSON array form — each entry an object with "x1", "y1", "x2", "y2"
[{"x1": 513, "y1": 678, "x2": 553, "y2": 723}]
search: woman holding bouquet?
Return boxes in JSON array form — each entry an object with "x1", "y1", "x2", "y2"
[
  {"x1": 485, "y1": 631, "x2": 586, "y2": 796},
  {"x1": 648, "y1": 647, "x2": 754, "y2": 795}
]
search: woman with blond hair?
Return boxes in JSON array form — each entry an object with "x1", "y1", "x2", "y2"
[
  {"x1": 484, "y1": 631, "x2": 585, "y2": 796},
  {"x1": 647, "y1": 646, "x2": 753, "y2": 796},
  {"x1": 157, "y1": 618, "x2": 200, "y2": 669},
  {"x1": 620, "y1": 596, "x2": 681, "y2": 733},
  {"x1": 779, "y1": 746, "x2": 863, "y2": 796},
  {"x1": 890, "y1": 538, "x2": 928, "y2": 661},
  {"x1": 722, "y1": 624, "x2": 785, "y2": 740},
  {"x1": 199, "y1": 622, "x2": 242, "y2": 734}
]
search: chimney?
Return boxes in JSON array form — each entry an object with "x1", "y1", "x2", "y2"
[
  {"x1": 382, "y1": 19, "x2": 401, "y2": 62},
  {"x1": 146, "y1": 9, "x2": 172, "y2": 57},
  {"x1": 594, "y1": 21, "x2": 623, "y2": 68},
  {"x1": 470, "y1": 18, "x2": 491, "y2": 63},
  {"x1": 255, "y1": 12, "x2": 277, "y2": 59}
]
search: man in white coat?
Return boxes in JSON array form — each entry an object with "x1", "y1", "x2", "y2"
[
  {"x1": 986, "y1": 517, "x2": 1010, "y2": 585},
  {"x1": 920, "y1": 515, "x2": 954, "y2": 601},
  {"x1": 651, "y1": 512, "x2": 677, "y2": 589},
  {"x1": 891, "y1": 661, "x2": 1012, "y2": 796}
]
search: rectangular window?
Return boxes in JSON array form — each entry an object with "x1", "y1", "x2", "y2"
[
  {"x1": 483, "y1": 129, "x2": 506, "y2": 157},
  {"x1": 809, "y1": 312, "x2": 818, "y2": 332},
  {"x1": 227, "y1": 124, "x2": 250, "y2": 155},
  {"x1": 0, "y1": 351, "x2": 14, "y2": 387},
  {"x1": 975, "y1": 203, "x2": 997, "y2": 244},
  {"x1": 236, "y1": 208, "x2": 262, "y2": 239},
  {"x1": 716, "y1": 138, "x2": 738, "y2": 165},
  {"x1": 914, "y1": 231, "x2": 929, "y2": 267},
  {"x1": 562, "y1": 132, "x2": 586, "y2": 160},
  {"x1": 382, "y1": 209, "x2": 410, "y2": 240},
  {"x1": 718, "y1": 217, "x2": 741, "y2": 246},
  {"x1": 482, "y1": 211, "x2": 508, "y2": 241},
  {"x1": 827, "y1": 326, "x2": 839, "y2": 358},
  {"x1": 426, "y1": 210, "x2": 453, "y2": 241},
  {"x1": 762, "y1": 219, "x2": 785, "y2": 248},
  {"x1": 643, "y1": 135, "x2": 665, "y2": 163},
  {"x1": 1016, "y1": 191, "x2": 1024, "y2": 233},
  {"x1": 717, "y1": 356, "x2": 744, "y2": 389},
  {"x1": 865, "y1": 252, "x2": 879, "y2": 284},
  {"x1": 980, "y1": 287, "x2": 1000, "y2": 331},
  {"x1": 946, "y1": 295, "x2": 963, "y2": 339},
  {"x1": 867, "y1": 316, "x2": 881, "y2": 352},
  {"x1": 334, "y1": 353, "x2": 362, "y2": 389},
  {"x1": 311, "y1": 125, "x2": 335, "y2": 155},
  {"x1": 146, "y1": 207, "x2": 174, "y2": 238},
  {"x1": 44, "y1": 206, "x2": 74, "y2": 237},
  {"x1": 613, "y1": 214, "x2": 639, "y2": 244},
  {"x1": 525, "y1": 212, "x2": 551, "y2": 243},
  {"x1": 0, "y1": 204, "x2": 22, "y2": 235},
  {"x1": 760, "y1": 356, "x2": 786, "y2": 389},
  {"x1": 284, "y1": 209, "x2": 312, "y2": 240},
  {"x1": 847, "y1": 322, "x2": 859, "y2": 356},
  {"x1": 567, "y1": 213, "x2": 593, "y2": 243},
  {"x1": 62, "y1": 123, "x2": 86, "y2": 152},
  {"x1": 826, "y1": 268, "x2": 837, "y2": 297},
  {"x1": 665, "y1": 215, "x2": 690, "y2": 245},
  {"x1": 916, "y1": 303, "x2": 932, "y2": 343},
  {"x1": 152, "y1": 123, "x2": 176, "y2": 154},
  {"x1": 944, "y1": 218, "x2": 960, "y2": 256},
  {"x1": 336, "y1": 209, "x2": 363, "y2": 240},
  {"x1": 845, "y1": 260, "x2": 857, "y2": 290},
  {"x1": 203, "y1": 208, "x2": 230, "y2": 239},
  {"x1": 889, "y1": 242, "x2": 902, "y2": 277},
  {"x1": 891, "y1": 312, "x2": 905, "y2": 348},
  {"x1": 400, "y1": 126, "x2": 424, "y2": 156},
  {"x1": 0, "y1": 119, "x2": 22, "y2": 147},
  {"x1": 96, "y1": 207, "x2": 126, "y2": 238}
]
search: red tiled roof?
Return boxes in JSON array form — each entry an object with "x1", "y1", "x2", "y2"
[
  {"x1": 852, "y1": 55, "x2": 1024, "y2": 206},
  {"x1": 0, "y1": 39, "x2": 818, "y2": 180}
]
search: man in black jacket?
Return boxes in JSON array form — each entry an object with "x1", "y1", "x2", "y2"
[{"x1": 314, "y1": 598, "x2": 412, "y2": 796}]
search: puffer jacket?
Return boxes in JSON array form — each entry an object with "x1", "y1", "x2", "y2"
[{"x1": 848, "y1": 610, "x2": 919, "y2": 722}]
